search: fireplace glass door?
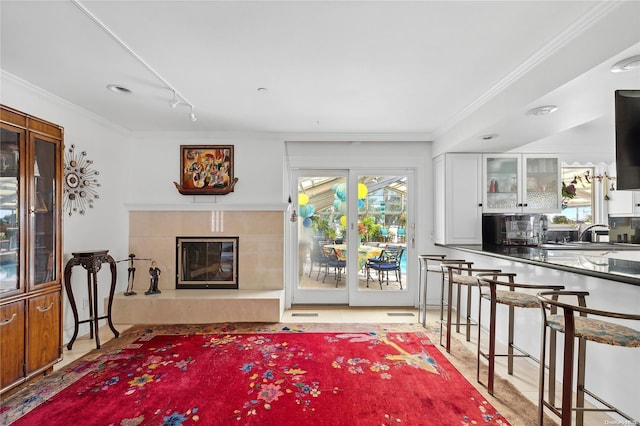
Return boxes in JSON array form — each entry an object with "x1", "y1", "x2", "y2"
[{"x1": 176, "y1": 237, "x2": 238, "y2": 289}]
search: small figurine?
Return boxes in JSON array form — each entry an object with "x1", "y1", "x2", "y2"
[
  {"x1": 124, "y1": 253, "x2": 137, "y2": 296},
  {"x1": 145, "y1": 261, "x2": 162, "y2": 295}
]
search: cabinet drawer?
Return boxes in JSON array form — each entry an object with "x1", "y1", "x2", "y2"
[
  {"x1": 0, "y1": 300, "x2": 25, "y2": 391},
  {"x1": 26, "y1": 292, "x2": 61, "y2": 374}
]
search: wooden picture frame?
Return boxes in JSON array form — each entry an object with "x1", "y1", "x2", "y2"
[{"x1": 173, "y1": 145, "x2": 238, "y2": 195}]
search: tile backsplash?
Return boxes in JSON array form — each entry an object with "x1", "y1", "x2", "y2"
[{"x1": 609, "y1": 216, "x2": 640, "y2": 244}]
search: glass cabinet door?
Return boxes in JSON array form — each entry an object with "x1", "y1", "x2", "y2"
[
  {"x1": 523, "y1": 156, "x2": 560, "y2": 211},
  {"x1": 0, "y1": 125, "x2": 24, "y2": 295},
  {"x1": 30, "y1": 134, "x2": 59, "y2": 289},
  {"x1": 484, "y1": 156, "x2": 520, "y2": 211}
]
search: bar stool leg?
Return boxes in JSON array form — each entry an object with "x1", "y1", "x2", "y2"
[
  {"x1": 561, "y1": 319, "x2": 575, "y2": 426},
  {"x1": 508, "y1": 305, "x2": 515, "y2": 375},
  {"x1": 538, "y1": 317, "x2": 549, "y2": 426},
  {"x1": 487, "y1": 295, "x2": 497, "y2": 395},
  {"x1": 439, "y1": 273, "x2": 444, "y2": 344},
  {"x1": 418, "y1": 258, "x2": 426, "y2": 325},
  {"x1": 445, "y1": 271, "x2": 454, "y2": 352},
  {"x1": 455, "y1": 281, "x2": 461, "y2": 334},
  {"x1": 576, "y1": 337, "x2": 587, "y2": 426},
  {"x1": 476, "y1": 290, "x2": 483, "y2": 385},
  {"x1": 465, "y1": 283, "x2": 473, "y2": 342},
  {"x1": 548, "y1": 327, "x2": 557, "y2": 407}
]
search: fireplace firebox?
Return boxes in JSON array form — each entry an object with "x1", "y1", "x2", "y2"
[{"x1": 176, "y1": 237, "x2": 239, "y2": 289}]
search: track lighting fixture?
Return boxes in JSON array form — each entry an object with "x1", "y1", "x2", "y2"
[
  {"x1": 169, "y1": 90, "x2": 180, "y2": 109},
  {"x1": 70, "y1": 1, "x2": 198, "y2": 124}
]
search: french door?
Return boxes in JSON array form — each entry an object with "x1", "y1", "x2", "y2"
[{"x1": 291, "y1": 169, "x2": 414, "y2": 306}]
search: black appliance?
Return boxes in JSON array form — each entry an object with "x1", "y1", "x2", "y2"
[{"x1": 615, "y1": 90, "x2": 640, "y2": 190}]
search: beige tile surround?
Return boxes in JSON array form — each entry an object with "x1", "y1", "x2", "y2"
[
  {"x1": 115, "y1": 211, "x2": 286, "y2": 323},
  {"x1": 129, "y1": 210, "x2": 284, "y2": 292}
]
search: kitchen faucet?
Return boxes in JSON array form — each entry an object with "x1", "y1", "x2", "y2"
[{"x1": 577, "y1": 224, "x2": 609, "y2": 242}]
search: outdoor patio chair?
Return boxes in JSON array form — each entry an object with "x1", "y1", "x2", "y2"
[{"x1": 365, "y1": 245, "x2": 404, "y2": 289}]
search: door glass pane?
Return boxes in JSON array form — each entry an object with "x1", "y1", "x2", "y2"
[
  {"x1": 358, "y1": 175, "x2": 407, "y2": 291},
  {"x1": 0, "y1": 128, "x2": 20, "y2": 293},
  {"x1": 486, "y1": 157, "x2": 518, "y2": 209},
  {"x1": 296, "y1": 175, "x2": 347, "y2": 289},
  {"x1": 32, "y1": 137, "x2": 56, "y2": 285}
]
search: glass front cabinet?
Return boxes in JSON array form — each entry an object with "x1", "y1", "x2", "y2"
[
  {"x1": 483, "y1": 154, "x2": 561, "y2": 213},
  {"x1": 1, "y1": 105, "x2": 63, "y2": 395}
]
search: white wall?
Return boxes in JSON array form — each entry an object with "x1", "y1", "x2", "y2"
[
  {"x1": 123, "y1": 132, "x2": 286, "y2": 207},
  {"x1": 1, "y1": 72, "x2": 130, "y2": 341}
]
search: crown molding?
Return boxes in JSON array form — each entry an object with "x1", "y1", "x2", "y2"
[
  {"x1": 1, "y1": 70, "x2": 129, "y2": 136},
  {"x1": 434, "y1": 1, "x2": 624, "y2": 141}
]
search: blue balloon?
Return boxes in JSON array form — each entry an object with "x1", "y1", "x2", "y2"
[
  {"x1": 303, "y1": 217, "x2": 312, "y2": 227},
  {"x1": 306, "y1": 204, "x2": 315, "y2": 217},
  {"x1": 298, "y1": 204, "x2": 315, "y2": 218},
  {"x1": 335, "y1": 183, "x2": 347, "y2": 201},
  {"x1": 333, "y1": 199, "x2": 341, "y2": 209},
  {"x1": 358, "y1": 199, "x2": 364, "y2": 209}
]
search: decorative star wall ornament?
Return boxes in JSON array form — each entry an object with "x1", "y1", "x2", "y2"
[{"x1": 63, "y1": 144, "x2": 100, "y2": 216}]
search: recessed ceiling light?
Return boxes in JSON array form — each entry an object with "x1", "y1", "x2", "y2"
[
  {"x1": 527, "y1": 105, "x2": 558, "y2": 116},
  {"x1": 257, "y1": 87, "x2": 268, "y2": 92},
  {"x1": 106, "y1": 84, "x2": 132, "y2": 94},
  {"x1": 610, "y1": 55, "x2": 640, "y2": 72},
  {"x1": 481, "y1": 134, "x2": 499, "y2": 141}
]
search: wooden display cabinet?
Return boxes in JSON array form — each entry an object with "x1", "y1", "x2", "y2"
[{"x1": 0, "y1": 105, "x2": 63, "y2": 396}]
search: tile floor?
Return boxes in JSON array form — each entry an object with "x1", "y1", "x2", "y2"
[{"x1": 55, "y1": 307, "x2": 620, "y2": 425}]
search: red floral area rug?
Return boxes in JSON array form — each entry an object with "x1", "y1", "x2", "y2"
[{"x1": 3, "y1": 325, "x2": 510, "y2": 425}]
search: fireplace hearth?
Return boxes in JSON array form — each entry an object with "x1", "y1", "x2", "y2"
[{"x1": 176, "y1": 236, "x2": 239, "y2": 289}]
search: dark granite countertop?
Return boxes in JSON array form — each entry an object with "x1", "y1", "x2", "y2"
[{"x1": 438, "y1": 243, "x2": 640, "y2": 286}]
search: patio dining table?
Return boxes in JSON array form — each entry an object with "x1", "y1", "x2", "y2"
[{"x1": 327, "y1": 244, "x2": 384, "y2": 270}]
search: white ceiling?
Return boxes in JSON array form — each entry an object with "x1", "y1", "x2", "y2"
[{"x1": 1, "y1": 1, "x2": 639, "y2": 154}]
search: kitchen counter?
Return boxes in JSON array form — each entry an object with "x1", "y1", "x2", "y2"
[
  {"x1": 434, "y1": 242, "x2": 640, "y2": 421},
  {"x1": 439, "y1": 243, "x2": 640, "y2": 286}
]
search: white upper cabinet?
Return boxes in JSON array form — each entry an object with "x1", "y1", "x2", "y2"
[
  {"x1": 482, "y1": 154, "x2": 560, "y2": 213},
  {"x1": 433, "y1": 153, "x2": 483, "y2": 244},
  {"x1": 608, "y1": 190, "x2": 640, "y2": 216}
]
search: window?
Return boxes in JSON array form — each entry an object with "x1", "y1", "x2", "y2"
[{"x1": 546, "y1": 167, "x2": 594, "y2": 225}]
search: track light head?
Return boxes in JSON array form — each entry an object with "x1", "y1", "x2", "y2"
[
  {"x1": 190, "y1": 106, "x2": 197, "y2": 122},
  {"x1": 169, "y1": 90, "x2": 180, "y2": 108}
]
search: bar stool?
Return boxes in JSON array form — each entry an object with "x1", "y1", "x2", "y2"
[
  {"x1": 440, "y1": 262, "x2": 501, "y2": 353},
  {"x1": 537, "y1": 291, "x2": 640, "y2": 426},
  {"x1": 417, "y1": 254, "x2": 446, "y2": 325},
  {"x1": 475, "y1": 274, "x2": 564, "y2": 396}
]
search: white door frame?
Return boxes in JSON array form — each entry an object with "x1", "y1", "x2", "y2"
[{"x1": 289, "y1": 168, "x2": 415, "y2": 307}]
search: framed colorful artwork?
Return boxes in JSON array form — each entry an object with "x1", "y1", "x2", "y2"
[{"x1": 173, "y1": 145, "x2": 238, "y2": 195}]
